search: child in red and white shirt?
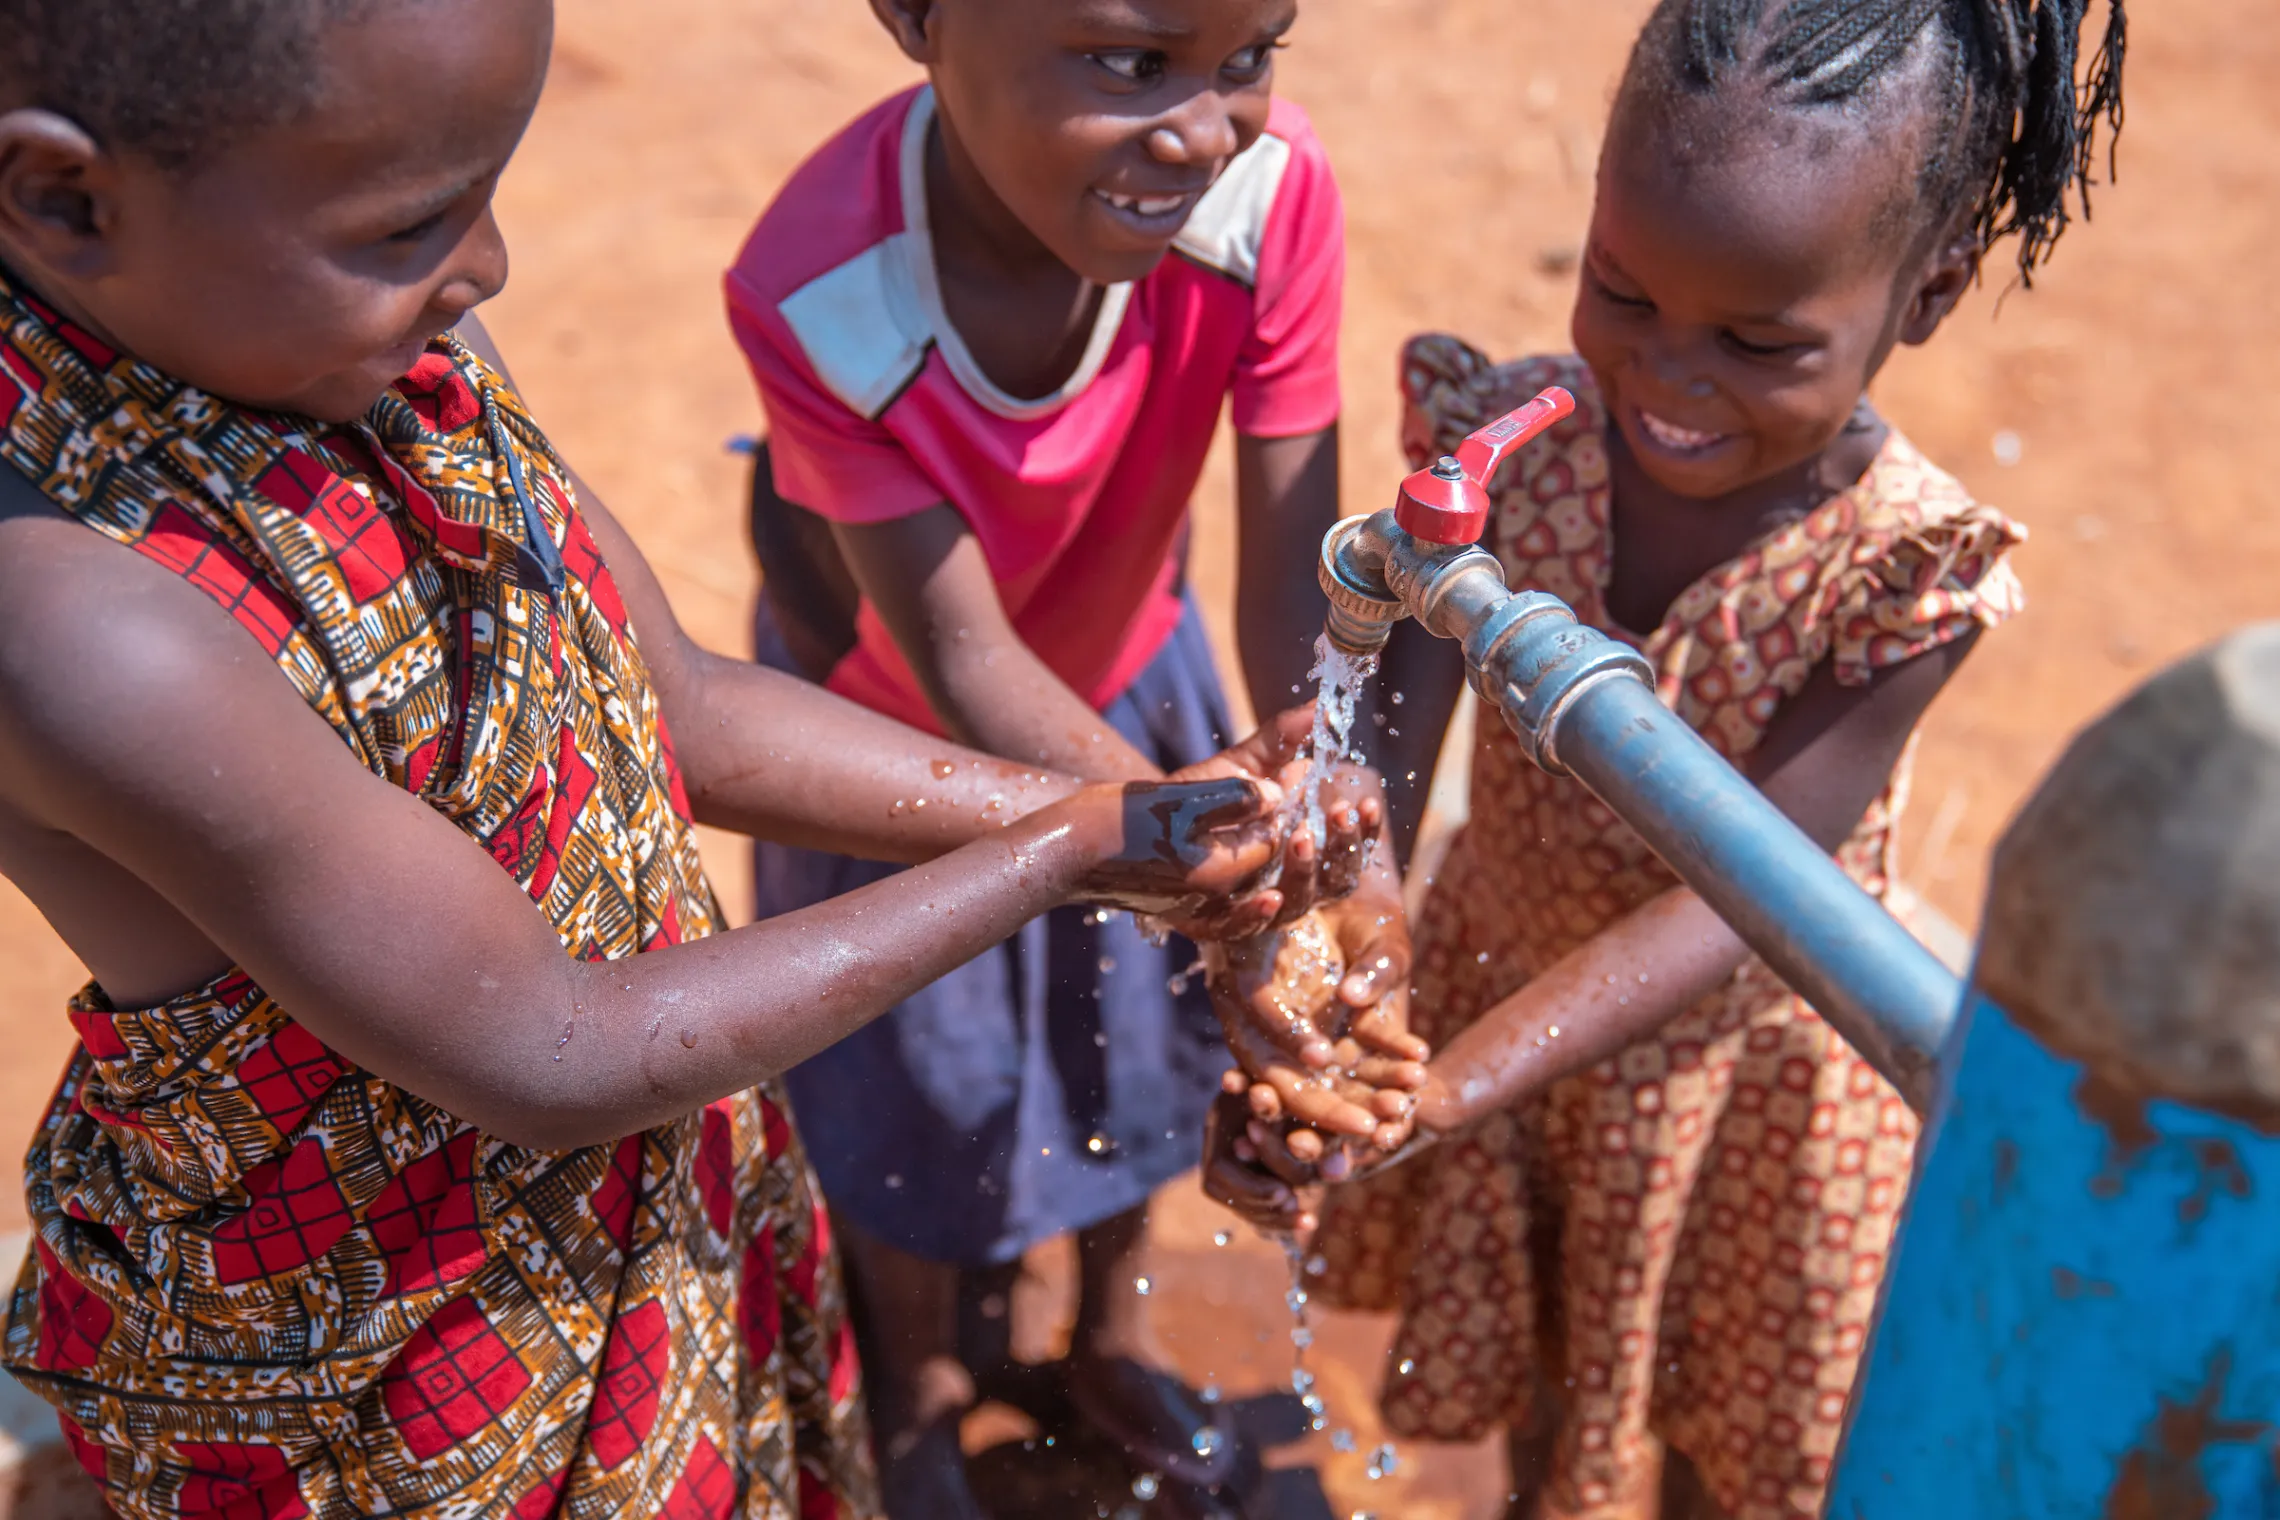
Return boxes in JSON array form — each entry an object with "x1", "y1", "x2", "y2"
[{"x1": 724, "y1": 1, "x2": 1426, "y2": 1514}]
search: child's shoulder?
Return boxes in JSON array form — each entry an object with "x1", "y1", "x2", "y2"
[
  {"x1": 1859, "y1": 425, "x2": 2002, "y2": 534},
  {"x1": 1399, "y1": 340, "x2": 1601, "y2": 466},
  {"x1": 728, "y1": 87, "x2": 924, "y2": 310}
]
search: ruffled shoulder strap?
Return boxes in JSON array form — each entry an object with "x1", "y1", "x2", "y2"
[{"x1": 1822, "y1": 430, "x2": 2027, "y2": 687}]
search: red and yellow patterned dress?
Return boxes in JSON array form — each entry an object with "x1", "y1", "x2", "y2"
[
  {"x1": 1316, "y1": 344, "x2": 2023, "y2": 1519},
  {"x1": 0, "y1": 277, "x2": 877, "y2": 1520}
]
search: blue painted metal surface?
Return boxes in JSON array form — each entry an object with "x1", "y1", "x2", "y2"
[{"x1": 1829, "y1": 993, "x2": 2280, "y2": 1517}]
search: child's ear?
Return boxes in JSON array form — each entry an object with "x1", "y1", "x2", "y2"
[
  {"x1": 1897, "y1": 233, "x2": 1980, "y2": 347},
  {"x1": 0, "y1": 111, "x2": 119, "y2": 282},
  {"x1": 866, "y1": 0, "x2": 939, "y2": 64}
]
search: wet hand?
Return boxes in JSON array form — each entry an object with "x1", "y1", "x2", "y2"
[
  {"x1": 1201, "y1": 913, "x2": 1421, "y2": 1147},
  {"x1": 1072, "y1": 777, "x2": 1286, "y2": 934},
  {"x1": 1315, "y1": 869, "x2": 1431, "y2": 1087},
  {"x1": 1200, "y1": 1089, "x2": 1320, "y2": 1235},
  {"x1": 1163, "y1": 708, "x2": 1383, "y2": 936}
]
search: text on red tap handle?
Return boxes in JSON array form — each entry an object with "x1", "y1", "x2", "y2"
[{"x1": 1453, "y1": 387, "x2": 1577, "y2": 484}]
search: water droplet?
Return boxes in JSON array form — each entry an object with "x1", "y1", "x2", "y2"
[
  {"x1": 1301, "y1": 1391, "x2": 1326, "y2": 1418},
  {"x1": 1475, "y1": 951, "x2": 1490, "y2": 964},
  {"x1": 1397, "y1": 1357, "x2": 1416, "y2": 1376},
  {"x1": 1292, "y1": 1326, "x2": 1313, "y2": 1349},
  {"x1": 679, "y1": 1029, "x2": 698, "y2": 1049},
  {"x1": 1191, "y1": 1425, "x2": 1224, "y2": 1460},
  {"x1": 1045, "y1": 1435, "x2": 1056, "y2": 1447},
  {"x1": 1292, "y1": 1367, "x2": 1315, "y2": 1396},
  {"x1": 932, "y1": 759, "x2": 956, "y2": 779},
  {"x1": 1213, "y1": 1230, "x2": 1232, "y2": 1248},
  {"x1": 1390, "y1": 691, "x2": 1405, "y2": 705},
  {"x1": 1331, "y1": 1427, "x2": 1356, "y2": 1452},
  {"x1": 1366, "y1": 1443, "x2": 1400, "y2": 1480},
  {"x1": 1991, "y1": 429, "x2": 2023, "y2": 467},
  {"x1": 1352, "y1": 1511, "x2": 1379, "y2": 1520},
  {"x1": 1307, "y1": 1254, "x2": 1327, "y2": 1276},
  {"x1": 1200, "y1": 1381, "x2": 1222, "y2": 1405},
  {"x1": 1548, "y1": 1025, "x2": 1561, "y2": 1038},
  {"x1": 1086, "y1": 1131, "x2": 1117, "y2": 1157},
  {"x1": 885, "y1": 1174, "x2": 904, "y2": 1190},
  {"x1": 1098, "y1": 955, "x2": 1118, "y2": 975},
  {"x1": 1131, "y1": 1473, "x2": 1161, "y2": 1501},
  {"x1": 1286, "y1": 1287, "x2": 1309, "y2": 1313},
  {"x1": 1134, "y1": 1276, "x2": 1152, "y2": 1296}
]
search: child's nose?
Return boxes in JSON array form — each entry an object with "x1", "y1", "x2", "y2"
[
  {"x1": 435, "y1": 208, "x2": 511, "y2": 317},
  {"x1": 1145, "y1": 91, "x2": 1241, "y2": 169}
]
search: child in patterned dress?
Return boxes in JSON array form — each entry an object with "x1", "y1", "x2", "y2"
[
  {"x1": 0, "y1": 4, "x2": 1367, "y2": 1518},
  {"x1": 1212, "y1": 1, "x2": 2126, "y2": 1516}
]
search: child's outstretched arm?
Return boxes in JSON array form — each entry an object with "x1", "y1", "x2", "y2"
[{"x1": 0, "y1": 496, "x2": 1291, "y2": 1155}]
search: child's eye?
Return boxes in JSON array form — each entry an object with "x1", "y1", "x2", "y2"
[
  {"x1": 1586, "y1": 267, "x2": 1654, "y2": 312},
  {"x1": 1721, "y1": 330, "x2": 1803, "y2": 359},
  {"x1": 1224, "y1": 40, "x2": 1286, "y2": 80},
  {"x1": 1092, "y1": 50, "x2": 1167, "y2": 84},
  {"x1": 385, "y1": 210, "x2": 452, "y2": 246}
]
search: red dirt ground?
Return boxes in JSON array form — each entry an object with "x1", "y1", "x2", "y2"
[{"x1": 2, "y1": 2, "x2": 2271, "y2": 1516}]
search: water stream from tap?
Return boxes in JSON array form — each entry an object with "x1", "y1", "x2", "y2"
[{"x1": 1291, "y1": 634, "x2": 1380, "y2": 851}]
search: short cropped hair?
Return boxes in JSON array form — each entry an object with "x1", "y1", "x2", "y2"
[{"x1": 0, "y1": 0, "x2": 366, "y2": 170}]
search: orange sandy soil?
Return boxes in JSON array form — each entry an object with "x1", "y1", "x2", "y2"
[{"x1": 2, "y1": 1, "x2": 2274, "y2": 1516}]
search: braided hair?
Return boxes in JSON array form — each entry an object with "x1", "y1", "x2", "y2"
[{"x1": 1622, "y1": 0, "x2": 2126, "y2": 283}]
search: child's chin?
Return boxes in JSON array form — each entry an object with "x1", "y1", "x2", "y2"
[
  {"x1": 1062, "y1": 243, "x2": 1169, "y2": 290},
  {"x1": 260, "y1": 370, "x2": 404, "y2": 425}
]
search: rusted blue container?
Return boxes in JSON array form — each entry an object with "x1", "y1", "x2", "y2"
[
  {"x1": 1828, "y1": 993, "x2": 2280, "y2": 1517},
  {"x1": 1831, "y1": 627, "x2": 2280, "y2": 1516}
]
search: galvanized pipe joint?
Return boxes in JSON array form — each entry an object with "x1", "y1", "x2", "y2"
[{"x1": 1319, "y1": 389, "x2": 1963, "y2": 1110}]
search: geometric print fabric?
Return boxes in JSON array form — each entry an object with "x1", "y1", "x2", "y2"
[
  {"x1": 0, "y1": 270, "x2": 877, "y2": 1519},
  {"x1": 1314, "y1": 343, "x2": 2023, "y2": 1520}
]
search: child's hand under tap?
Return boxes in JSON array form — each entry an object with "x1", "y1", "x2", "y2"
[
  {"x1": 1114, "y1": 706, "x2": 1386, "y2": 941},
  {"x1": 1199, "y1": 837, "x2": 1430, "y2": 1160}
]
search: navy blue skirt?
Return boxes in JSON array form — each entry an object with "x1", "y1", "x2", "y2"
[{"x1": 754, "y1": 599, "x2": 1236, "y2": 1265}]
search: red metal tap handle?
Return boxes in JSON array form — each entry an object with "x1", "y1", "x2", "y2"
[{"x1": 1394, "y1": 386, "x2": 1576, "y2": 545}]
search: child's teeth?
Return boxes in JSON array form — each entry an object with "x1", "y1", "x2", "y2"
[
  {"x1": 1102, "y1": 191, "x2": 1184, "y2": 216},
  {"x1": 1641, "y1": 411, "x2": 1720, "y2": 450}
]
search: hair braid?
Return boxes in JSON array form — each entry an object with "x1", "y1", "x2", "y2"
[{"x1": 1627, "y1": 0, "x2": 2127, "y2": 284}]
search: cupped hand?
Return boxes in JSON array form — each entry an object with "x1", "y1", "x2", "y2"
[
  {"x1": 1157, "y1": 707, "x2": 1384, "y2": 939},
  {"x1": 1200, "y1": 1088, "x2": 1321, "y2": 1236},
  {"x1": 1201, "y1": 910, "x2": 1426, "y2": 1150}
]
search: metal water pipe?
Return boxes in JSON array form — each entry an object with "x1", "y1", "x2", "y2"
[{"x1": 1317, "y1": 388, "x2": 1962, "y2": 1111}]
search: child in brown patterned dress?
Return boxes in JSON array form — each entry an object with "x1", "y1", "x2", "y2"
[{"x1": 1208, "y1": 1, "x2": 2125, "y2": 1515}]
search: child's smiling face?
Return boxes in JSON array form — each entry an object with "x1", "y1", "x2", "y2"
[
  {"x1": 0, "y1": 0, "x2": 552, "y2": 423},
  {"x1": 878, "y1": 0, "x2": 1296, "y2": 286},
  {"x1": 1572, "y1": 96, "x2": 1976, "y2": 502}
]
